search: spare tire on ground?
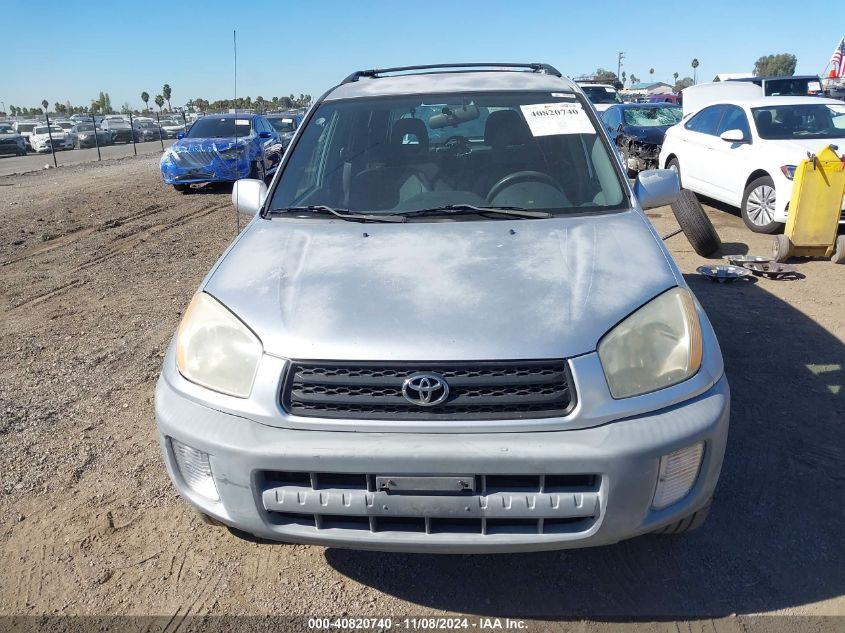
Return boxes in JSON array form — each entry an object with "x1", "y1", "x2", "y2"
[{"x1": 670, "y1": 190, "x2": 722, "y2": 257}]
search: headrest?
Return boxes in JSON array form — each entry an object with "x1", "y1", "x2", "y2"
[
  {"x1": 391, "y1": 118, "x2": 429, "y2": 154},
  {"x1": 757, "y1": 110, "x2": 773, "y2": 128},
  {"x1": 484, "y1": 109, "x2": 531, "y2": 148}
]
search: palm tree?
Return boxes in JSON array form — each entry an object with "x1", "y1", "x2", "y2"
[
  {"x1": 691, "y1": 58, "x2": 700, "y2": 85},
  {"x1": 41, "y1": 99, "x2": 49, "y2": 113},
  {"x1": 162, "y1": 84, "x2": 172, "y2": 111},
  {"x1": 673, "y1": 72, "x2": 679, "y2": 83},
  {"x1": 141, "y1": 91, "x2": 149, "y2": 112},
  {"x1": 154, "y1": 94, "x2": 164, "y2": 111},
  {"x1": 621, "y1": 71, "x2": 627, "y2": 86},
  {"x1": 649, "y1": 68, "x2": 655, "y2": 84}
]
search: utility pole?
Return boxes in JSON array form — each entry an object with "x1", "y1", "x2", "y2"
[{"x1": 617, "y1": 52, "x2": 625, "y2": 81}]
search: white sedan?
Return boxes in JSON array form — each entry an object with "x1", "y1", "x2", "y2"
[
  {"x1": 659, "y1": 96, "x2": 845, "y2": 233},
  {"x1": 29, "y1": 125, "x2": 72, "y2": 152}
]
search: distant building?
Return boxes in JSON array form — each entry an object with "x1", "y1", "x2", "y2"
[
  {"x1": 626, "y1": 81, "x2": 673, "y2": 95},
  {"x1": 713, "y1": 73, "x2": 753, "y2": 82}
]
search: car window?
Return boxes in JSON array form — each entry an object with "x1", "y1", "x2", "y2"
[
  {"x1": 717, "y1": 106, "x2": 751, "y2": 138},
  {"x1": 623, "y1": 106, "x2": 682, "y2": 127},
  {"x1": 270, "y1": 91, "x2": 626, "y2": 215},
  {"x1": 602, "y1": 109, "x2": 619, "y2": 129},
  {"x1": 185, "y1": 117, "x2": 252, "y2": 138},
  {"x1": 684, "y1": 105, "x2": 726, "y2": 136},
  {"x1": 751, "y1": 103, "x2": 845, "y2": 140}
]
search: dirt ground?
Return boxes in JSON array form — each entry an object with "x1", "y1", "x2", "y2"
[{"x1": 1, "y1": 155, "x2": 843, "y2": 627}]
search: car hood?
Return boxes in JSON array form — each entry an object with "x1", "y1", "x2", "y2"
[
  {"x1": 32, "y1": 132, "x2": 66, "y2": 140},
  {"x1": 763, "y1": 137, "x2": 845, "y2": 161},
  {"x1": 171, "y1": 137, "x2": 246, "y2": 153},
  {"x1": 203, "y1": 211, "x2": 679, "y2": 361},
  {"x1": 622, "y1": 125, "x2": 671, "y2": 144}
]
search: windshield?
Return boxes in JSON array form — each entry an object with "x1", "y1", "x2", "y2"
[
  {"x1": 17, "y1": 123, "x2": 37, "y2": 132},
  {"x1": 763, "y1": 78, "x2": 822, "y2": 96},
  {"x1": 581, "y1": 86, "x2": 621, "y2": 105},
  {"x1": 185, "y1": 117, "x2": 250, "y2": 138},
  {"x1": 751, "y1": 104, "x2": 845, "y2": 139},
  {"x1": 56, "y1": 121, "x2": 73, "y2": 129},
  {"x1": 268, "y1": 117, "x2": 297, "y2": 133},
  {"x1": 34, "y1": 126, "x2": 63, "y2": 135},
  {"x1": 623, "y1": 106, "x2": 682, "y2": 127},
  {"x1": 0, "y1": 125, "x2": 13, "y2": 133},
  {"x1": 75, "y1": 124, "x2": 95, "y2": 131},
  {"x1": 269, "y1": 92, "x2": 626, "y2": 216}
]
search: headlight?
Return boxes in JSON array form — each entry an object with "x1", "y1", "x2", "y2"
[
  {"x1": 175, "y1": 293, "x2": 262, "y2": 397},
  {"x1": 598, "y1": 288, "x2": 702, "y2": 399}
]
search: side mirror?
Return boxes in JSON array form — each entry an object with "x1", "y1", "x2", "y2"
[
  {"x1": 719, "y1": 129, "x2": 748, "y2": 143},
  {"x1": 175, "y1": 132, "x2": 185, "y2": 139},
  {"x1": 633, "y1": 169, "x2": 680, "y2": 210},
  {"x1": 258, "y1": 131, "x2": 272, "y2": 139},
  {"x1": 231, "y1": 178, "x2": 268, "y2": 216}
]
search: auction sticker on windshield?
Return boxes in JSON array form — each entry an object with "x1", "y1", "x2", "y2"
[{"x1": 520, "y1": 103, "x2": 595, "y2": 136}]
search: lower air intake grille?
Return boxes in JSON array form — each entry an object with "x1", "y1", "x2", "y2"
[{"x1": 281, "y1": 360, "x2": 575, "y2": 420}]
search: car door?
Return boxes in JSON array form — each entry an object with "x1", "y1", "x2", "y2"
[
  {"x1": 677, "y1": 105, "x2": 727, "y2": 196},
  {"x1": 707, "y1": 105, "x2": 754, "y2": 205},
  {"x1": 602, "y1": 107, "x2": 621, "y2": 143},
  {"x1": 255, "y1": 118, "x2": 276, "y2": 172}
]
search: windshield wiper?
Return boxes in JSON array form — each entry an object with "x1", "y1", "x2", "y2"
[
  {"x1": 395, "y1": 204, "x2": 552, "y2": 219},
  {"x1": 267, "y1": 205, "x2": 406, "y2": 223}
]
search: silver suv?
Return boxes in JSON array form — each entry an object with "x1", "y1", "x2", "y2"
[{"x1": 155, "y1": 63, "x2": 729, "y2": 553}]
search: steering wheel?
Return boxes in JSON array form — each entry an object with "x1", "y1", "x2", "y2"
[
  {"x1": 443, "y1": 135, "x2": 471, "y2": 156},
  {"x1": 486, "y1": 171, "x2": 561, "y2": 203}
]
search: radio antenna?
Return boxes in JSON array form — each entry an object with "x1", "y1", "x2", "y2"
[{"x1": 233, "y1": 29, "x2": 240, "y2": 235}]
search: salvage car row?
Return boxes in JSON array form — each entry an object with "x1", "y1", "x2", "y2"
[{"x1": 582, "y1": 79, "x2": 845, "y2": 234}]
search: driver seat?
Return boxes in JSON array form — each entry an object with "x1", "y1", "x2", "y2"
[{"x1": 475, "y1": 110, "x2": 545, "y2": 197}]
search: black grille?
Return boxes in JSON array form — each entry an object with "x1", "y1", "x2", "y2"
[{"x1": 281, "y1": 360, "x2": 575, "y2": 420}]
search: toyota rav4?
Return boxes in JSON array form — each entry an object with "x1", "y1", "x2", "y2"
[{"x1": 155, "y1": 63, "x2": 729, "y2": 553}]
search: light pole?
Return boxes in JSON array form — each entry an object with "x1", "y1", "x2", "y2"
[{"x1": 617, "y1": 52, "x2": 625, "y2": 82}]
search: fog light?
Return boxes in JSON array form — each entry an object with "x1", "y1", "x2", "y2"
[
  {"x1": 652, "y1": 443, "x2": 704, "y2": 510},
  {"x1": 171, "y1": 438, "x2": 219, "y2": 501}
]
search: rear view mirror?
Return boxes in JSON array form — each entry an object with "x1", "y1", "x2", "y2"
[
  {"x1": 719, "y1": 129, "x2": 748, "y2": 143},
  {"x1": 258, "y1": 131, "x2": 272, "y2": 139},
  {"x1": 175, "y1": 132, "x2": 185, "y2": 139},
  {"x1": 428, "y1": 104, "x2": 481, "y2": 129},
  {"x1": 231, "y1": 178, "x2": 268, "y2": 216},
  {"x1": 633, "y1": 169, "x2": 680, "y2": 210}
]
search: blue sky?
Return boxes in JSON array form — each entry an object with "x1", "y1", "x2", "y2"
[{"x1": 3, "y1": 0, "x2": 841, "y2": 111}]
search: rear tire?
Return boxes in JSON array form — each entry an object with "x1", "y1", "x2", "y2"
[
  {"x1": 653, "y1": 497, "x2": 712, "y2": 534},
  {"x1": 670, "y1": 189, "x2": 722, "y2": 257},
  {"x1": 773, "y1": 234, "x2": 792, "y2": 263},
  {"x1": 832, "y1": 234, "x2": 845, "y2": 264},
  {"x1": 173, "y1": 184, "x2": 190, "y2": 193},
  {"x1": 741, "y1": 176, "x2": 782, "y2": 234}
]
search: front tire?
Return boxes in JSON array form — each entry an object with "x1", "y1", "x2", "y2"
[
  {"x1": 173, "y1": 184, "x2": 190, "y2": 193},
  {"x1": 741, "y1": 176, "x2": 782, "y2": 234},
  {"x1": 653, "y1": 497, "x2": 712, "y2": 534},
  {"x1": 666, "y1": 157, "x2": 682, "y2": 187},
  {"x1": 619, "y1": 145, "x2": 636, "y2": 178}
]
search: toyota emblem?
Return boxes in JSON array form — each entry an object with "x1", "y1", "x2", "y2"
[{"x1": 401, "y1": 373, "x2": 450, "y2": 407}]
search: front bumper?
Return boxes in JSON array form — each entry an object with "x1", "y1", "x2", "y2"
[{"x1": 155, "y1": 371, "x2": 729, "y2": 553}]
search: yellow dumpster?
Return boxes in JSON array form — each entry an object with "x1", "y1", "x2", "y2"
[{"x1": 774, "y1": 145, "x2": 845, "y2": 263}]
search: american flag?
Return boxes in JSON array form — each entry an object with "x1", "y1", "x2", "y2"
[{"x1": 831, "y1": 38, "x2": 845, "y2": 77}]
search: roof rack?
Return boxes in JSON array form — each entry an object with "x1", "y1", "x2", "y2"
[{"x1": 341, "y1": 63, "x2": 562, "y2": 84}]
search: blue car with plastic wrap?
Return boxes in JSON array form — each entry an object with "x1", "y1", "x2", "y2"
[{"x1": 160, "y1": 114, "x2": 283, "y2": 192}]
